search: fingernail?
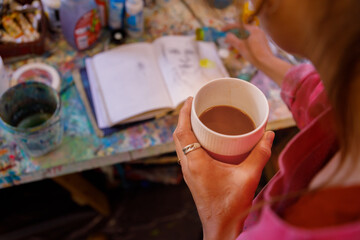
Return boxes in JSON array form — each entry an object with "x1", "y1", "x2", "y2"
[{"x1": 266, "y1": 131, "x2": 275, "y2": 142}]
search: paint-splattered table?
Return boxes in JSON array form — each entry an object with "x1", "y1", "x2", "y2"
[
  {"x1": 0, "y1": 0, "x2": 201, "y2": 189},
  {"x1": 0, "y1": 0, "x2": 294, "y2": 193}
]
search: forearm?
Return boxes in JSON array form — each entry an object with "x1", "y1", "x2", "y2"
[{"x1": 254, "y1": 55, "x2": 293, "y2": 87}]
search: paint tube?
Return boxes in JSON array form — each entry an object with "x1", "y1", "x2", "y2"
[
  {"x1": 108, "y1": 0, "x2": 125, "y2": 30},
  {"x1": 15, "y1": 13, "x2": 40, "y2": 41}
]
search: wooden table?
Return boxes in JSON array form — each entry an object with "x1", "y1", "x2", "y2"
[{"x1": 0, "y1": 0, "x2": 295, "y2": 215}]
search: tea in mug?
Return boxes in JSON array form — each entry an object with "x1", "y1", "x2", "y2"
[{"x1": 199, "y1": 105, "x2": 255, "y2": 135}]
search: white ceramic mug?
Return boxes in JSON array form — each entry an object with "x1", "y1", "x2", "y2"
[{"x1": 191, "y1": 78, "x2": 269, "y2": 164}]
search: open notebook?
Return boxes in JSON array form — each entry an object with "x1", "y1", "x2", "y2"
[{"x1": 85, "y1": 35, "x2": 229, "y2": 129}]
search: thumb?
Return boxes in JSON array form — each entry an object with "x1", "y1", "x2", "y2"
[{"x1": 241, "y1": 131, "x2": 275, "y2": 174}]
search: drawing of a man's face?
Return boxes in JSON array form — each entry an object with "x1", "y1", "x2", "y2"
[{"x1": 163, "y1": 40, "x2": 199, "y2": 75}]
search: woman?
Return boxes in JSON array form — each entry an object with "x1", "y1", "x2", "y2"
[{"x1": 173, "y1": 0, "x2": 360, "y2": 239}]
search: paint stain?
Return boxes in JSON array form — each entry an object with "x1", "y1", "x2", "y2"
[
  {"x1": 199, "y1": 58, "x2": 215, "y2": 68},
  {"x1": 0, "y1": 149, "x2": 8, "y2": 156},
  {"x1": 0, "y1": 163, "x2": 16, "y2": 172}
]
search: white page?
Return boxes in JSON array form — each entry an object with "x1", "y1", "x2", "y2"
[
  {"x1": 0, "y1": 57, "x2": 9, "y2": 96},
  {"x1": 153, "y1": 36, "x2": 229, "y2": 107},
  {"x1": 86, "y1": 58, "x2": 111, "y2": 128},
  {"x1": 91, "y1": 42, "x2": 173, "y2": 127}
]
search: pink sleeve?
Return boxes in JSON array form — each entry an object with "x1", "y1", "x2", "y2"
[{"x1": 281, "y1": 64, "x2": 331, "y2": 129}]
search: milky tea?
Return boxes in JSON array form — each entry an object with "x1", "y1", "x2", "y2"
[{"x1": 199, "y1": 105, "x2": 255, "y2": 135}]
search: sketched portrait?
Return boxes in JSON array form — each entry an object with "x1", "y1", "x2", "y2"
[
  {"x1": 155, "y1": 36, "x2": 226, "y2": 105},
  {"x1": 162, "y1": 39, "x2": 200, "y2": 76}
]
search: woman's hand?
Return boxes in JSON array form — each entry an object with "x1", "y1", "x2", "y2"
[
  {"x1": 225, "y1": 24, "x2": 292, "y2": 86},
  {"x1": 173, "y1": 97, "x2": 275, "y2": 240},
  {"x1": 225, "y1": 24, "x2": 274, "y2": 67}
]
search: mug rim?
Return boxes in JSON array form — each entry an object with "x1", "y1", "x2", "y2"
[
  {"x1": 192, "y1": 77, "x2": 269, "y2": 139},
  {"x1": 0, "y1": 81, "x2": 61, "y2": 133}
]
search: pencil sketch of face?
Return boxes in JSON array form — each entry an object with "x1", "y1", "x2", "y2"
[{"x1": 162, "y1": 40, "x2": 199, "y2": 75}]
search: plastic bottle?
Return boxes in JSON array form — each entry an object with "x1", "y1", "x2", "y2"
[
  {"x1": 59, "y1": 0, "x2": 102, "y2": 51},
  {"x1": 42, "y1": 0, "x2": 61, "y2": 32},
  {"x1": 108, "y1": 0, "x2": 125, "y2": 30},
  {"x1": 125, "y1": 0, "x2": 144, "y2": 37},
  {"x1": 95, "y1": 0, "x2": 109, "y2": 27}
]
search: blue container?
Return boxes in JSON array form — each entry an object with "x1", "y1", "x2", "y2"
[
  {"x1": 109, "y1": 0, "x2": 125, "y2": 29},
  {"x1": 125, "y1": 0, "x2": 144, "y2": 37}
]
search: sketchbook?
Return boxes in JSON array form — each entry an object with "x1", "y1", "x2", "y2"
[
  {"x1": 73, "y1": 68, "x2": 152, "y2": 137},
  {"x1": 85, "y1": 35, "x2": 229, "y2": 129}
]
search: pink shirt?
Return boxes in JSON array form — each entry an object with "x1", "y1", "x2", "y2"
[{"x1": 237, "y1": 64, "x2": 360, "y2": 239}]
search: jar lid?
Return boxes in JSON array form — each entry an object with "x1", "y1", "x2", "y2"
[{"x1": 12, "y1": 62, "x2": 61, "y2": 92}]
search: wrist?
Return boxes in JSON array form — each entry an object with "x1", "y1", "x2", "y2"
[{"x1": 202, "y1": 216, "x2": 244, "y2": 240}]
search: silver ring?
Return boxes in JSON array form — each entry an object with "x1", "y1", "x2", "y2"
[{"x1": 182, "y1": 143, "x2": 201, "y2": 155}]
